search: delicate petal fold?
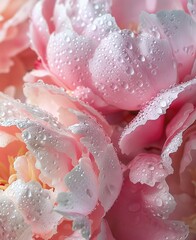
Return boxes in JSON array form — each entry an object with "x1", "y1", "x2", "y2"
[
  {"x1": 69, "y1": 111, "x2": 123, "y2": 212},
  {"x1": 56, "y1": 158, "x2": 98, "y2": 217},
  {"x1": 120, "y1": 78, "x2": 196, "y2": 155},
  {"x1": 140, "y1": 10, "x2": 196, "y2": 80}
]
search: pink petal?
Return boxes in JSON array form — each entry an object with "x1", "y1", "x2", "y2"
[
  {"x1": 89, "y1": 30, "x2": 177, "y2": 110},
  {"x1": 120, "y1": 78, "x2": 196, "y2": 155},
  {"x1": 97, "y1": 219, "x2": 115, "y2": 240},
  {"x1": 140, "y1": 10, "x2": 196, "y2": 80},
  {"x1": 23, "y1": 82, "x2": 112, "y2": 136},
  {"x1": 30, "y1": 1, "x2": 50, "y2": 64},
  {"x1": 129, "y1": 153, "x2": 168, "y2": 186},
  {"x1": 63, "y1": 0, "x2": 111, "y2": 34},
  {"x1": 111, "y1": 0, "x2": 183, "y2": 29},
  {"x1": 0, "y1": 193, "x2": 32, "y2": 240},
  {"x1": 69, "y1": 111, "x2": 123, "y2": 212},
  {"x1": 84, "y1": 14, "x2": 118, "y2": 48},
  {"x1": 187, "y1": 0, "x2": 196, "y2": 21},
  {"x1": 5, "y1": 180, "x2": 61, "y2": 239},
  {"x1": 56, "y1": 158, "x2": 98, "y2": 217},
  {"x1": 106, "y1": 179, "x2": 189, "y2": 240},
  {"x1": 47, "y1": 31, "x2": 93, "y2": 89},
  {"x1": 166, "y1": 103, "x2": 194, "y2": 138}
]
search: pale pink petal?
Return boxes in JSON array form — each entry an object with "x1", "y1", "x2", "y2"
[
  {"x1": 47, "y1": 30, "x2": 93, "y2": 89},
  {"x1": 106, "y1": 179, "x2": 189, "y2": 240},
  {"x1": 97, "y1": 219, "x2": 115, "y2": 240},
  {"x1": 21, "y1": 123, "x2": 79, "y2": 191},
  {"x1": 71, "y1": 86, "x2": 118, "y2": 113},
  {"x1": 140, "y1": 10, "x2": 196, "y2": 80},
  {"x1": 111, "y1": 0, "x2": 183, "y2": 29},
  {"x1": 166, "y1": 103, "x2": 194, "y2": 138},
  {"x1": 129, "y1": 153, "x2": 168, "y2": 186},
  {"x1": 5, "y1": 180, "x2": 62, "y2": 239},
  {"x1": 72, "y1": 216, "x2": 91, "y2": 239},
  {"x1": 84, "y1": 14, "x2": 118, "y2": 48},
  {"x1": 187, "y1": 0, "x2": 196, "y2": 21},
  {"x1": 89, "y1": 30, "x2": 177, "y2": 110},
  {"x1": 120, "y1": 78, "x2": 196, "y2": 155},
  {"x1": 30, "y1": 1, "x2": 50, "y2": 64},
  {"x1": 56, "y1": 158, "x2": 98, "y2": 217},
  {"x1": 63, "y1": 0, "x2": 111, "y2": 34},
  {"x1": 53, "y1": 2, "x2": 72, "y2": 33},
  {"x1": 0, "y1": 192, "x2": 32, "y2": 240},
  {"x1": 69, "y1": 112, "x2": 123, "y2": 212},
  {"x1": 23, "y1": 82, "x2": 112, "y2": 136}
]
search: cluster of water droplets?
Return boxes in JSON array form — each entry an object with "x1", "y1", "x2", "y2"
[
  {"x1": 47, "y1": 30, "x2": 93, "y2": 88},
  {"x1": 0, "y1": 195, "x2": 29, "y2": 240}
]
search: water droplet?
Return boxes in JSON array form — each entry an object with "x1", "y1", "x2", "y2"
[
  {"x1": 160, "y1": 100, "x2": 167, "y2": 107},
  {"x1": 156, "y1": 198, "x2": 163, "y2": 207},
  {"x1": 86, "y1": 189, "x2": 93, "y2": 198},
  {"x1": 138, "y1": 55, "x2": 146, "y2": 62}
]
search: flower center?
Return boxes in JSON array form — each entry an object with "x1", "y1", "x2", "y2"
[
  {"x1": 0, "y1": 147, "x2": 25, "y2": 190},
  {"x1": 0, "y1": 148, "x2": 48, "y2": 190}
]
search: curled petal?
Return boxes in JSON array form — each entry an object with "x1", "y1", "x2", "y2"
[
  {"x1": 69, "y1": 111, "x2": 123, "y2": 212},
  {"x1": 129, "y1": 154, "x2": 168, "y2": 186},
  {"x1": 120, "y1": 78, "x2": 196, "y2": 155},
  {"x1": 56, "y1": 158, "x2": 98, "y2": 217}
]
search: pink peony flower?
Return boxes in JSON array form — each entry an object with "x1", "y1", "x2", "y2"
[
  {"x1": 29, "y1": 0, "x2": 196, "y2": 112},
  {"x1": 115, "y1": 77, "x2": 196, "y2": 239},
  {"x1": 0, "y1": 82, "x2": 123, "y2": 239}
]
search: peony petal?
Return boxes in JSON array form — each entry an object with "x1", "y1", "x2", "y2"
[
  {"x1": 106, "y1": 178, "x2": 189, "y2": 240},
  {"x1": 89, "y1": 30, "x2": 177, "y2": 110},
  {"x1": 69, "y1": 111, "x2": 123, "y2": 212},
  {"x1": 30, "y1": 1, "x2": 50, "y2": 64},
  {"x1": 140, "y1": 10, "x2": 196, "y2": 80},
  {"x1": 23, "y1": 81, "x2": 112, "y2": 136},
  {"x1": 47, "y1": 30, "x2": 93, "y2": 90},
  {"x1": 0, "y1": 192, "x2": 32, "y2": 240},
  {"x1": 63, "y1": 0, "x2": 111, "y2": 34},
  {"x1": 21, "y1": 123, "x2": 79, "y2": 191},
  {"x1": 84, "y1": 14, "x2": 118, "y2": 48},
  {"x1": 120, "y1": 78, "x2": 196, "y2": 155},
  {"x1": 97, "y1": 219, "x2": 115, "y2": 240},
  {"x1": 5, "y1": 180, "x2": 62, "y2": 239},
  {"x1": 187, "y1": 0, "x2": 196, "y2": 21},
  {"x1": 56, "y1": 157, "x2": 98, "y2": 217},
  {"x1": 129, "y1": 153, "x2": 168, "y2": 186}
]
